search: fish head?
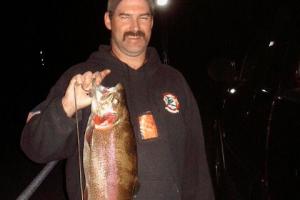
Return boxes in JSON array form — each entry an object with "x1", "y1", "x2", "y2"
[{"x1": 91, "y1": 83, "x2": 127, "y2": 130}]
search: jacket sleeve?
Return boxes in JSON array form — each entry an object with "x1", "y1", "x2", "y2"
[
  {"x1": 20, "y1": 70, "x2": 81, "y2": 163},
  {"x1": 180, "y1": 75, "x2": 215, "y2": 200}
]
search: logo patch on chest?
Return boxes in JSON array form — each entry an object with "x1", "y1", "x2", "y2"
[{"x1": 163, "y1": 93, "x2": 180, "y2": 113}]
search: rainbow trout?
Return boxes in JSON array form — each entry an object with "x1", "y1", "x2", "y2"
[{"x1": 83, "y1": 83, "x2": 138, "y2": 200}]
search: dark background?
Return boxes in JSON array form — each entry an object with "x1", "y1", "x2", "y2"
[{"x1": 2, "y1": 0, "x2": 300, "y2": 199}]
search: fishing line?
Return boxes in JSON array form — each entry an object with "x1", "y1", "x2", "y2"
[{"x1": 74, "y1": 83, "x2": 84, "y2": 200}]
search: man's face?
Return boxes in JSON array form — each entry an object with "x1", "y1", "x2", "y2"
[{"x1": 105, "y1": 0, "x2": 153, "y2": 57}]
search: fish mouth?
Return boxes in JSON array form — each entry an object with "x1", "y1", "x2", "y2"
[{"x1": 93, "y1": 113, "x2": 118, "y2": 130}]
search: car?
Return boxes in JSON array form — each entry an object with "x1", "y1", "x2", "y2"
[{"x1": 208, "y1": 36, "x2": 300, "y2": 200}]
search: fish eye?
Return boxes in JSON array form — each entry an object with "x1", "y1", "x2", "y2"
[{"x1": 112, "y1": 98, "x2": 119, "y2": 105}]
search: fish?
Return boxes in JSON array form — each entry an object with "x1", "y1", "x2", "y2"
[{"x1": 83, "y1": 83, "x2": 138, "y2": 200}]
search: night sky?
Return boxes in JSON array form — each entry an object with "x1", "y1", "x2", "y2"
[{"x1": 3, "y1": 0, "x2": 300, "y2": 199}]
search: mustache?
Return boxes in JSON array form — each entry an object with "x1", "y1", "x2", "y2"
[{"x1": 123, "y1": 31, "x2": 145, "y2": 41}]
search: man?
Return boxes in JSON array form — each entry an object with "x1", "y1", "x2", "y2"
[{"x1": 21, "y1": 0, "x2": 215, "y2": 199}]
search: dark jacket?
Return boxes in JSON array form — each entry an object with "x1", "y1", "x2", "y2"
[{"x1": 21, "y1": 45, "x2": 215, "y2": 200}]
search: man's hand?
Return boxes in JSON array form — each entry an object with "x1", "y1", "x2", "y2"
[{"x1": 62, "y1": 69, "x2": 111, "y2": 117}]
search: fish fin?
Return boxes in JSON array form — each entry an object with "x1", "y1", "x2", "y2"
[
  {"x1": 132, "y1": 178, "x2": 140, "y2": 196},
  {"x1": 84, "y1": 187, "x2": 88, "y2": 200},
  {"x1": 85, "y1": 127, "x2": 93, "y2": 147}
]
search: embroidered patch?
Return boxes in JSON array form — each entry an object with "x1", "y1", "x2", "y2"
[
  {"x1": 163, "y1": 93, "x2": 180, "y2": 113},
  {"x1": 138, "y1": 112, "x2": 158, "y2": 140}
]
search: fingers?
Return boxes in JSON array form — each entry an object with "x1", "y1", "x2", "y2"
[
  {"x1": 94, "y1": 69, "x2": 111, "y2": 85},
  {"x1": 82, "y1": 71, "x2": 93, "y2": 91},
  {"x1": 62, "y1": 69, "x2": 111, "y2": 117},
  {"x1": 72, "y1": 69, "x2": 111, "y2": 91}
]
